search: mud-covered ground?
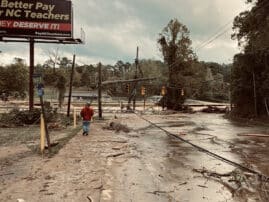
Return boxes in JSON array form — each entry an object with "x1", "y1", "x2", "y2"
[{"x1": 0, "y1": 111, "x2": 269, "y2": 202}]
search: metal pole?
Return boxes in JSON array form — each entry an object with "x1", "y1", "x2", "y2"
[
  {"x1": 29, "y1": 39, "x2": 34, "y2": 110},
  {"x1": 67, "y1": 54, "x2": 76, "y2": 117},
  {"x1": 98, "y1": 63, "x2": 103, "y2": 119}
]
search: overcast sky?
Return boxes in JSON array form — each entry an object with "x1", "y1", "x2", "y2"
[{"x1": 0, "y1": 0, "x2": 250, "y2": 66}]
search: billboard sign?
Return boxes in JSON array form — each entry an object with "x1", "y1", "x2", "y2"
[{"x1": 0, "y1": 0, "x2": 72, "y2": 38}]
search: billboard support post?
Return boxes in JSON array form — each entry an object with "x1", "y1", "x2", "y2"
[{"x1": 29, "y1": 39, "x2": 34, "y2": 110}]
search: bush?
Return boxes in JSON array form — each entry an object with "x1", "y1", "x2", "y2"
[
  {"x1": 0, "y1": 108, "x2": 41, "y2": 125},
  {"x1": 0, "y1": 104, "x2": 58, "y2": 126}
]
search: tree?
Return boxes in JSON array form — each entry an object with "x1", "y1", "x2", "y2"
[
  {"x1": 158, "y1": 19, "x2": 196, "y2": 109},
  {"x1": 231, "y1": 0, "x2": 269, "y2": 117},
  {"x1": 0, "y1": 58, "x2": 28, "y2": 97},
  {"x1": 139, "y1": 59, "x2": 168, "y2": 95},
  {"x1": 59, "y1": 57, "x2": 72, "y2": 69},
  {"x1": 55, "y1": 75, "x2": 67, "y2": 108}
]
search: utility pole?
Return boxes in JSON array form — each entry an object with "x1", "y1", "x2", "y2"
[
  {"x1": 251, "y1": 42, "x2": 258, "y2": 117},
  {"x1": 67, "y1": 54, "x2": 76, "y2": 117},
  {"x1": 252, "y1": 71, "x2": 258, "y2": 117},
  {"x1": 29, "y1": 39, "x2": 34, "y2": 110},
  {"x1": 133, "y1": 46, "x2": 139, "y2": 111},
  {"x1": 98, "y1": 63, "x2": 103, "y2": 119}
]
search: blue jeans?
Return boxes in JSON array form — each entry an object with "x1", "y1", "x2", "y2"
[{"x1": 83, "y1": 121, "x2": 91, "y2": 134}]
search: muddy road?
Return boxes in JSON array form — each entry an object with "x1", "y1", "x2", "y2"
[
  {"x1": 0, "y1": 111, "x2": 269, "y2": 201},
  {"x1": 109, "y1": 112, "x2": 269, "y2": 202}
]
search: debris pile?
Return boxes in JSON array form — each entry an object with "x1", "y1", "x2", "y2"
[
  {"x1": 201, "y1": 106, "x2": 227, "y2": 113},
  {"x1": 103, "y1": 121, "x2": 130, "y2": 133},
  {"x1": 193, "y1": 167, "x2": 269, "y2": 200}
]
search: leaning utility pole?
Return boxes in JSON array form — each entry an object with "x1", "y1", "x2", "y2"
[
  {"x1": 67, "y1": 54, "x2": 76, "y2": 117},
  {"x1": 98, "y1": 63, "x2": 103, "y2": 119}
]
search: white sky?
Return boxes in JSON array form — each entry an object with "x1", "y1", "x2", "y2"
[{"x1": 0, "y1": 0, "x2": 250, "y2": 66}]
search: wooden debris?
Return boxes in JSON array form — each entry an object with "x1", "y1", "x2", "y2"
[
  {"x1": 97, "y1": 140, "x2": 127, "y2": 144},
  {"x1": 106, "y1": 153, "x2": 125, "y2": 158},
  {"x1": 94, "y1": 184, "x2": 103, "y2": 190},
  {"x1": 0, "y1": 172, "x2": 14, "y2": 176},
  {"x1": 146, "y1": 190, "x2": 174, "y2": 195},
  {"x1": 201, "y1": 106, "x2": 227, "y2": 113},
  {"x1": 193, "y1": 168, "x2": 232, "y2": 178},
  {"x1": 112, "y1": 147, "x2": 121, "y2": 150},
  {"x1": 45, "y1": 142, "x2": 59, "y2": 149},
  {"x1": 193, "y1": 168, "x2": 259, "y2": 197},
  {"x1": 237, "y1": 133, "x2": 269, "y2": 138},
  {"x1": 198, "y1": 185, "x2": 208, "y2": 188},
  {"x1": 87, "y1": 196, "x2": 92, "y2": 202}
]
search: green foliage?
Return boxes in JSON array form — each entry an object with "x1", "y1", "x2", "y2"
[
  {"x1": 0, "y1": 58, "x2": 28, "y2": 97},
  {"x1": 185, "y1": 62, "x2": 230, "y2": 101},
  {"x1": 158, "y1": 18, "x2": 197, "y2": 109},
  {"x1": 0, "y1": 108, "x2": 41, "y2": 126},
  {"x1": 43, "y1": 68, "x2": 59, "y2": 86},
  {"x1": 59, "y1": 57, "x2": 72, "y2": 69},
  {"x1": 80, "y1": 65, "x2": 96, "y2": 89},
  {"x1": 55, "y1": 75, "x2": 67, "y2": 108},
  {"x1": 231, "y1": 0, "x2": 269, "y2": 117}
]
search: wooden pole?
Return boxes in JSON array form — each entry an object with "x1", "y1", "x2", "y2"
[
  {"x1": 29, "y1": 39, "x2": 34, "y2": 110},
  {"x1": 252, "y1": 71, "x2": 258, "y2": 116},
  {"x1": 40, "y1": 95, "x2": 51, "y2": 151},
  {"x1": 144, "y1": 95, "x2": 146, "y2": 111},
  {"x1": 98, "y1": 63, "x2": 103, "y2": 119},
  {"x1": 67, "y1": 54, "x2": 76, "y2": 117},
  {"x1": 133, "y1": 47, "x2": 139, "y2": 111},
  {"x1": 40, "y1": 113, "x2": 45, "y2": 154},
  {"x1": 73, "y1": 107, "x2": 77, "y2": 128}
]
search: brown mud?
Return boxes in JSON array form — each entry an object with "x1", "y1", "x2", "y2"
[{"x1": 0, "y1": 112, "x2": 269, "y2": 202}]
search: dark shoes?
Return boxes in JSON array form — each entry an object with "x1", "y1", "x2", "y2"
[{"x1": 82, "y1": 132, "x2": 89, "y2": 136}]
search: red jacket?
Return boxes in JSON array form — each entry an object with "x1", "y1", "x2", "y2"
[{"x1": 80, "y1": 107, "x2": 94, "y2": 121}]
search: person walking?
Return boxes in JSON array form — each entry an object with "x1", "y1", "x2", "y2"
[{"x1": 80, "y1": 102, "x2": 94, "y2": 136}]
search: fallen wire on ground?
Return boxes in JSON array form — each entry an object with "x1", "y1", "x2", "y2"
[{"x1": 134, "y1": 112, "x2": 269, "y2": 183}]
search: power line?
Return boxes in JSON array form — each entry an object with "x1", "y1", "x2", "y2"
[
  {"x1": 196, "y1": 1, "x2": 269, "y2": 53},
  {"x1": 194, "y1": 4, "x2": 254, "y2": 52},
  {"x1": 167, "y1": 1, "x2": 269, "y2": 69},
  {"x1": 195, "y1": 27, "x2": 232, "y2": 52},
  {"x1": 194, "y1": 20, "x2": 234, "y2": 51},
  {"x1": 135, "y1": 112, "x2": 269, "y2": 182}
]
